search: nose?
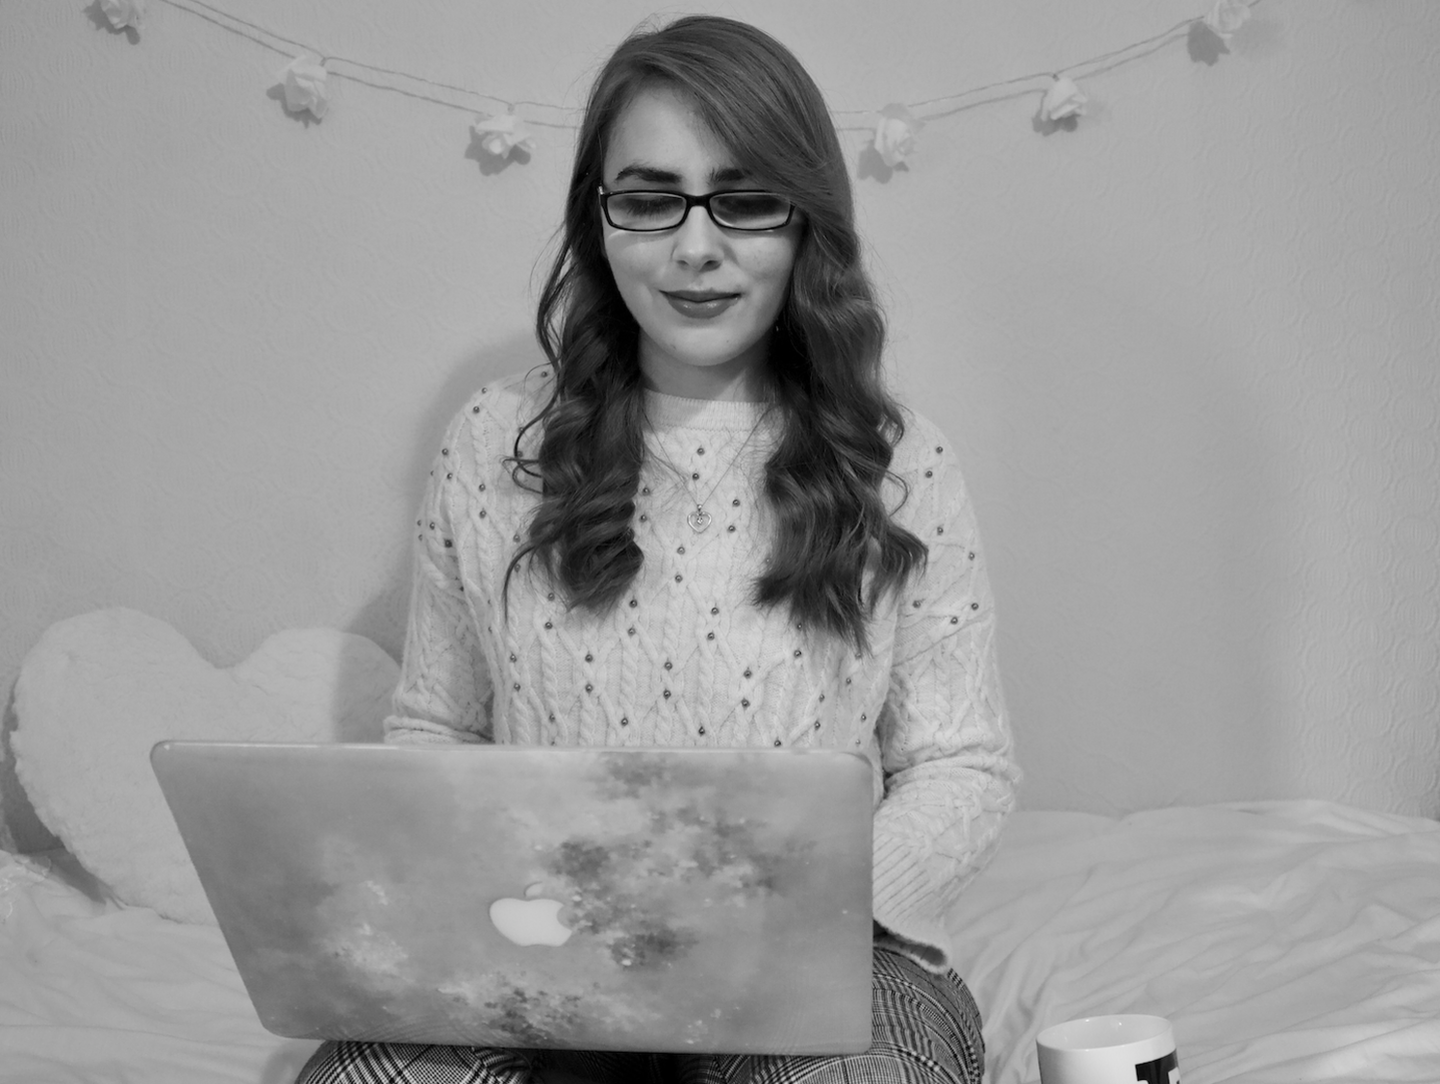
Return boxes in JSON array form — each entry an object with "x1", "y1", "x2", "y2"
[{"x1": 671, "y1": 202, "x2": 724, "y2": 270}]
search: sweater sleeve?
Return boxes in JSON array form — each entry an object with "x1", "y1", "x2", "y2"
[
  {"x1": 870, "y1": 429, "x2": 1019, "y2": 972},
  {"x1": 383, "y1": 412, "x2": 494, "y2": 746}
]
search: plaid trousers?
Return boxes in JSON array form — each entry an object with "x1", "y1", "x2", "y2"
[{"x1": 294, "y1": 944, "x2": 984, "y2": 1084}]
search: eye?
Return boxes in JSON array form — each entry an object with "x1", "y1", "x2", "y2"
[
  {"x1": 710, "y1": 192, "x2": 792, "y2": 229},
  {"x1": 608, "y1": 192, "x2": 682, "y2": 221}
]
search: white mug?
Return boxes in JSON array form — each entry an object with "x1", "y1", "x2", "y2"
[{"x1": 1036, "y1": 1014, "x2": 1180, "y2": 1084}]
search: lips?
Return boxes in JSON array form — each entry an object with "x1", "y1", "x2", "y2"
[{"x1": 662, "y1": 289, "x2": 740, "y2": 319}]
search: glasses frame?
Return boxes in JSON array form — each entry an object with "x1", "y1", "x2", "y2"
[{"x1": 597, "y1": 186, "x2": 795, "y2": 233}]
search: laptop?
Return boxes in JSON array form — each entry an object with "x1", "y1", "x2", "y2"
[{"x1": 150, "y1": 741, "x2": 874, "y2": 1054}]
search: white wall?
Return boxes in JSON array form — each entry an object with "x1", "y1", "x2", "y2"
[{"x1": 3, "y1": 0, "x2": 1437, "y2": 851}]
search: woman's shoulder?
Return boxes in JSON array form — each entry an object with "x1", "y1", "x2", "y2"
[
  {"x1": 884, "y1": 403, "x2": 976, "y2": 527},
  {"x1": 426, "y1": 366, "x2": 556, "y2": 493},
  {"x1": 448, "y1": 366, "x2": 556, "y2": 450},
  {"x1": 889, "y1": 404, "x2": 961, "y2": 478}
]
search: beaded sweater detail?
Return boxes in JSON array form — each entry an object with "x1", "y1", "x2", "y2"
[{"x1": 386, "y1": 369, "x2": 1019, "y2": 971}]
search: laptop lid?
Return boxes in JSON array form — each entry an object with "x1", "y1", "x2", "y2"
[{"x1": 151, "y1": 742, "x2": 874, "y2": 1054}]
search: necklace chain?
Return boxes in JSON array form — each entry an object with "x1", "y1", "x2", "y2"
[{"x1": 646, "y1": 410, "x2": 771, "y2": 532}]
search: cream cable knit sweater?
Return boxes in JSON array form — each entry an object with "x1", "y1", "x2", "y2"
[{"x1": 385, "y1": 369, "x2": 1019, "y2": 972}]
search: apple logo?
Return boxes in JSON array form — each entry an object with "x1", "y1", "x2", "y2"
[{"x1": 489, "y1": 882, "x2": 574, "y2": 947}]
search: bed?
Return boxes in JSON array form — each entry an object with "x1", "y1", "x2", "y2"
[{"x1": 4, "y1": 798, "x2": 1439, "y2": 1084}]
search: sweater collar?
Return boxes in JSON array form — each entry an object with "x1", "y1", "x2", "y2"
[{"x1": 643, "y1": 389, "x2": 773, "y2": 433}]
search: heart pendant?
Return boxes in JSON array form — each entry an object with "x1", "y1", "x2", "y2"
[{"x1": 687, "y1": 508, "x2": 713, "y2": 532}]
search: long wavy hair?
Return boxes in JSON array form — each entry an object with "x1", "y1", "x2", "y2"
[{"x1": 506, "y1": 15, "x2": 927, "y2": 651}]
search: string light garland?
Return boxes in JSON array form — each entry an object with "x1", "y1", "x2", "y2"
[
  {"x1": 99, "y1": 0, "x2": 146, "y2": 31},
  {"x1": 97, "y1": 0, "x2": 1265, "y2": 170}
]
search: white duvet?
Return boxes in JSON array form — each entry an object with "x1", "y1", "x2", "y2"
[
  {"x1": 948, "y1": 801, "x2": 1440, "y2": 1083},
  {"x1": 2, "y1": 800, "x2": 1438, "y2": 1083}
]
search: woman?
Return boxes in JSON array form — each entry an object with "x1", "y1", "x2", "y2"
[{"x1": 299, "y1": 14, "x2": 1016, "y2": 1084}]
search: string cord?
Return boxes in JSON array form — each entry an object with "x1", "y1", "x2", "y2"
[{"x1": 145, "y1": 0, "x2": 1263, "y2": 132}]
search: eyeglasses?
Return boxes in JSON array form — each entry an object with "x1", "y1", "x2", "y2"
[{"x1": 598, "y1": 186, "x2": 795, "y2": 232}]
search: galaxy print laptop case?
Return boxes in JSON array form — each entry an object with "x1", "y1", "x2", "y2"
[{"x1": 150, "y1": 742, "x2": 875, "y2": 1054}]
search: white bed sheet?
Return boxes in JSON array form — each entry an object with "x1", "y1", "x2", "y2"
[
  {"x1": 0, "y1": 849, "x2": 318, "y2": 1084},
  {"x1": 947, "y1": 800, "x2": 1440, "y2": 1083},
  {"x1": 2, "y1": 800, "x2": 1437, "y2": 1083}
]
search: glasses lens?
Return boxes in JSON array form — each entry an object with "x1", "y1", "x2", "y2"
[
  {"x1": 711, "y1": 192, "x2": 792, "y2": 230},
  {"x1": 606, "y1": 192, "x2": 685, "y2": 230}
]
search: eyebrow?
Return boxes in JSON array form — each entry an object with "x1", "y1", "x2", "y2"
[{"x1": 611, "y1": 164, "x2": 750, "y2": 186}]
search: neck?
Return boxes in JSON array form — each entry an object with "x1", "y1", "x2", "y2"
[{"x1": 638, "y1": 337, "x2": 770, "y2": 402}]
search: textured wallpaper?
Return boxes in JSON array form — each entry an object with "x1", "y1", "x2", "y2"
[{"x1": 2, "y1": 0, "x2": 1437, "y2": 851}]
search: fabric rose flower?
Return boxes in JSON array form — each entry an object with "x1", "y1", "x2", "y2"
[
  {"x1": 278, "y1": 55, "x2": 331, "y2": 120},
  {"x1": 873, "y1": 104, "x2": 920, "y2": 170},
  {"x1": 1204, "y1": 0, "x2": 1252, "y2": 42},
  {"x1": 99, "y1": 0, "x2": 145, "y2": 31},
  {"x1": 1040, "y1": 76, "x2": 1088, "y2": 123},
  {"x1": 472, "y1": 112, "x2": 536, "y2": 159}
]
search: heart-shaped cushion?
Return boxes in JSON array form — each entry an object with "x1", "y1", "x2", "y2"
[{"x1": 13, "y1": 608, "x2": 399, "y2": 924}]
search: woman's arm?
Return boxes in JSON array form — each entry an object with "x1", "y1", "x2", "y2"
[
  {"x1": 383, "y1": 418, "x2": 494, "y2": 745},
  {"x1": 871, "y1": 426, "x2": 1020, "y2": 971}
]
